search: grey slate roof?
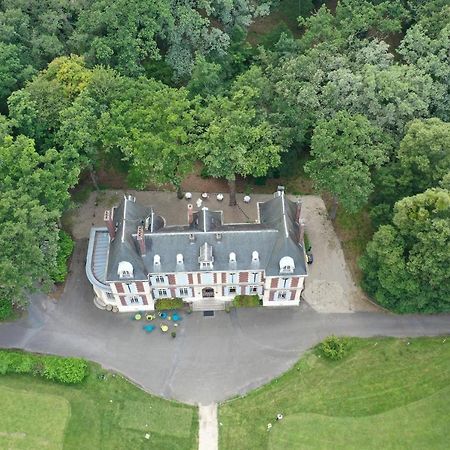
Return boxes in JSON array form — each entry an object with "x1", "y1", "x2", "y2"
[{"x1": 104, "y1": 191, "x2": 307, "y2": 282}]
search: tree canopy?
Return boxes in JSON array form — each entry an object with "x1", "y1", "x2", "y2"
[
  {"x1": 305, "y1": 111, "x2": 390, "y2": 218},
  {"x1": 360, "y1": 188, "x2": 450, "y2": 312}
]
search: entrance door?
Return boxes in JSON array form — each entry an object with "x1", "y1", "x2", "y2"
[{"x1": 202, "y1": 287, "x2": 215, "y2": 298}]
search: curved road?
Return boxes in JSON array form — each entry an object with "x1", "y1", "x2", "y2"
[{"x1": 0, "y1": 241, "x2": 449, "y2": 405}]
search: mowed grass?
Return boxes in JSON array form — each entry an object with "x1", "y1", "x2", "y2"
[
  {"x1": 0, "y1": 362, "x2": 197, "y2": 450},
  {"x1": 0, "y1": 386, "x2": 70, "y2": 449},
  {"x1": 219, "y1": 337, "x2": 450, "y2": 450}
]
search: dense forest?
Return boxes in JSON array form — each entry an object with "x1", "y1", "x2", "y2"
[{"x1": 0, "y1": 0, "x2": 449, "y2": 318}]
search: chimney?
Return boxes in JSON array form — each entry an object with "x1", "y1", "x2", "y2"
[
  {"x1": 104, "y1": 210, "x2": 115, "y2": 240},
  {"x1": 187, "y1": 204, "x2": 193, "y2": 225},
  {"x1": 137, "y1": 226, "x2": 146, "y2": 256},
  {"x1": 295, "y1": 200, "x2": 302, "y2": 224},
  {"x1": 277, "y1": 185, "x2": 285, "y2": 196},
  {"x1": 298, "y1": 219, "x2": 305, "y2": 244}
]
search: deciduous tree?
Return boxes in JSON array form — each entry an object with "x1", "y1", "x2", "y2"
[
  {"x1": 305, "y1": 111, "x2": 390, "y2": 219},
  {"x1": 360, "y1": 188, "x2": 450, "y2": 312}
]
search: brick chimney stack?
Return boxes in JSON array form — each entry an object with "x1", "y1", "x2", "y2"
[
  {"x1": 187, "y1": 204, "x2": 193, "y2": 225},
  {"x1": 137, "y1": 226, "x2": 146, "y2": 256},
  {"x1": 295, "y1": 200, "x2": 302, "y2": 224},
  {"x1": 104, "y1": 210, "x2": 115, "y2": 240},
  {"x1": 298, "y1": 219, "x2": 305, "y2": 245}
]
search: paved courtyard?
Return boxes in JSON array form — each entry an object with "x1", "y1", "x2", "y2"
[{"x1": 0, "y1": 239, "x2": 449, "y2": 405}]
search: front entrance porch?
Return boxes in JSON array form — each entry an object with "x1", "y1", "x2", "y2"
[{"x1": 202, "y1": 287, "x2": 215, "y2": 298}]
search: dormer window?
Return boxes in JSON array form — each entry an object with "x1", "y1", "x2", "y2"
[
  {"x1": 176, "y1": 253, "x2": 184, "y2": 264},
  {"x1": 118, "y1": 261, "x2": 134, "y2": 278},
  {"x1": 252, "y1": 251, "x2": 259, "y2": 262},
  {"x1": 279, "y1": 256, "x2": 295, "y2": 274},
  {"x1": 198, "y1": 243, "x2": 214, "y2": 269},
  {"x1": 229, "y1": 252, "x2": 236, "y2": 263},
  {"x1": 154, "y1": 254, "x2": 161, "y2": 266}
]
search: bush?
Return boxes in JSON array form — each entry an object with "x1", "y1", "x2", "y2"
[
  {"x1": 233, "y1": 295, "x2": 261, "y2": 308},
  {"x1": 50, "y1": 230, "x2": 75, "y2": 283},
  {"x1": 42, "y1": 356, "x2": 88, "y2": 383},
  {"x1": 320, "y1": 336, "x2": 350, "y2": 361},
  {"x1": 155, "y1": 298, "x2": 184, "y2": 310},
  {"x1": 0, "y1": 298, "x2": 13, "y2": 321},
  {"x1": 0, "y1": 350, "x2": 88, "y2": 383}
]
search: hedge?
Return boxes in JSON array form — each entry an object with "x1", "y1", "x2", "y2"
[
  {"x1": 233, "y1": 295, "x2": 261, "y2": 308},
  {"x1": 50, "y1": 230, "x2": 75, "y2": 283},
  {"x1": 155, "y1": 298, "x2": 184, "y2": 310},
  {"x1": 0, "y1": 350, "x2": 88, "y2": 383}
]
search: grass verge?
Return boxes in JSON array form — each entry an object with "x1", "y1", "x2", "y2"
[
  {"x1": 0, "y1": 360, "x2": 198, "y2": 450},
  {"x1": 219, "y1": 337, "x2": 450, "y2": 450}
]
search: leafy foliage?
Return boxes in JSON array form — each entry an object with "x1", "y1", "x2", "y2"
[
  {"x1": 305, "y1": 112, "x2": 390, "y2": 215},
  {"x1": 360, "y1": 188, "x2": 450, "y2": 312},
  {"x1": 0, "y1": 350, "x2": 88, "y2": 383},
  {"x1": 233, "y1": 295, "x2": 261, "y2": 307},
  {"x1": 50, "y1": 231, "x2": 75, "y2": 283},
  {"x1": 155, "y1": 298, "x2": 184, "y2": 310},
  {"x1": 320, "y1": 335, "x2": 350, "y2": 361}
]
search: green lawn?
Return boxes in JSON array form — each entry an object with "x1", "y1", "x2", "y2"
[
  {"x1": 0, "y1": 386, "x2": 69, "y2": 449},
  {"x1": 219, "y1": 337, "x2": 450, "y2": 450},
  {"x1": 0, "y1": 362, "x2": 197, "y2": 450}
]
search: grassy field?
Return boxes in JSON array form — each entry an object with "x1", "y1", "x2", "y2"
[
  {"x1": 219, "y1": 337, "x2": 450, "y2": 450},
  {"x1": 0, "y1": 362, "x2": 197, "y2": 450}
]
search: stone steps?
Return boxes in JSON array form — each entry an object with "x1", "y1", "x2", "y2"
[{"x1": 191, "y1": 301, "x2": 227, "y2": 311}]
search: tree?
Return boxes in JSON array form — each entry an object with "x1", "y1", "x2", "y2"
[
  {"x1": 0, "y1": 135, "x2": 79, "y2": 215},
  {"x1": 97, "y1": 78, "x2": 197, "y2": 196},
  {"x1": 0, "y1": 42, "x2": 34, "y2": 106},
  {"x1": 0, "y1": 192, "x2": 59, "y2": 313},
  {"x1": 8, "y1": 55, "x2": 92, "y2": 149},
  {"x1": 305, "y1": 111, "x2": 390, "y2": 219},
  {"x1": 196, "y1": 81, "x2": 283, "y2": 206},
  {"x1": 398, "y1": 23, "x2": 450, "y2": 121},
  {"x1": 372, "y1": 118, "x2": 450, "y2": 225},
  {"x1": 360, "y1": 188, "x2": 450, "y2": 312}
]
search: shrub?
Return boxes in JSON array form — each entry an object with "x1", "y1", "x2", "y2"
[
  {"x1": 0, "y1": 350, "x2": 87, "y2": 383},
  {"x1": 320, "y1": 336, "x2": 350, "y2": 361},
  {"x1": 50, "y1": 230, "x2": 75, "y2": 283},
  {"x1": 42, "y1": 356, "x2": 88, "y2": 384},
  {"x1": 233, "y1": 295, "x2": 261, "y2": 308},
  {"x1": 155, "y1": 298, "x2": 184, "y2": 310},
  {"x1": 0, "y1": 298, "x2": 13, "y2": 321}
]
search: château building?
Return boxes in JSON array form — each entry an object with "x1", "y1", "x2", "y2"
[{"x1": 86, "y1": 187, "x2": 308, "y2": 311}]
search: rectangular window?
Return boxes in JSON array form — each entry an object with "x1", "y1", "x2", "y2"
[
  {"x1": 201, "y1": 272, "x2": 214, "y2": 285},
  {"x1": 277, "y1": 291, "x2": 287, "y2": 300},
  {"x1": 130, "y1": 296, "x2": 140, "y2": 304},
  {"x1": 106, "y1": 292, "x2": 115, "y2": 300},
  {"x1": 158, "y1": 289, "x2": 167, "y2": 297},
  {"x1": 249, "y1": 286, "x2": 258, "y2": 294},
  {"x1": 252, "y1": 272, "x2": 259, "y2": 283},
  {"x1": 227, "y1": 273, "x2": 236, "y2": 284},
  {"x1": 229, "y1": 286, "x2": 237, "y2": 294},
  {"x1": 179, "y1": 287, "x2": 189, "y2": 297},
  {"x1": 155, "y1": 276, "x2": 165, "y2": 284},
  {"x1": 176, "y1": 273, "x2": 189, "y2": 285}
]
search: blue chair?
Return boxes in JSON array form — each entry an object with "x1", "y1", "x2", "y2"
[
  {"x1": 143, "y1": 324, "x2": 155, "y2": 333},
  {"x1": 160, "y1": 312, "x2": 168, "y2": 319},
  {"x1": 172, "y1": 313, "x2": 182, "y2": 322}
]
